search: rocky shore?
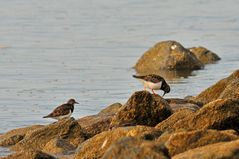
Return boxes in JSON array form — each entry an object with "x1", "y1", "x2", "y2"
[{"x1": 1, "y1": 41, "x2": 239, "y2": 159}]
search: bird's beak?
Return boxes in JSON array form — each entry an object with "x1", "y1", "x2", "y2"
[
  {"x1": 162, "y1": 92, "x2": 166, "y2": 97},
  {"x1": 75, "y1": 102, "x2": 79, "y2": 104}
]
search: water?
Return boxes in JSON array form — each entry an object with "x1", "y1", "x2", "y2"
[{"x1": 0, "y1": 0, "x2": 239, "y2": 155}]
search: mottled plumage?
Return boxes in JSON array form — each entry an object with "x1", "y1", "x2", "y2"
[
  {"x1": 43, "y1": 99, "x2": 78, "y2": 120},
  {"x1": 133, "y1": 74, "x2": 170, "y2": 96}
]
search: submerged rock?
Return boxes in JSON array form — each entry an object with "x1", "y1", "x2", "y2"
[
  {"x1": 189, "y1": 46, "x2": 220, "y2": 64},
  {"x1": 74, "y1": 126, "x2": 160, "y2": 159},
  {"x1": 172, "y1": 139, "x2": 239, "y2": 159},
  {"x1": 11, "y1": 118, "x2": 85, "y2": 155},
  {"x1": 110, "y1": 91, "x2": 172, "y2": 128},
  {"x1": 194, "y1": 70, "x2": 239, "y2": 104},
  {"x1": 134, "y1": 40, "x2": 203, "y2": 73},
  {"x1": 102, "y1": 137, "x2": 170, "y2": 159}
]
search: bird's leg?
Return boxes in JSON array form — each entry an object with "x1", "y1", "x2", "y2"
[{"x1": 152, "y1": 89, "x2": 156, "y2": 95}]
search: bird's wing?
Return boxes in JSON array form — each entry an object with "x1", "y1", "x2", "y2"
[
  {"x1": 145, "y1": 75, "x2": 164, "y2": 83},
  {"x1": 47, "y1": 104, "x2": 71, "y2": 117}
]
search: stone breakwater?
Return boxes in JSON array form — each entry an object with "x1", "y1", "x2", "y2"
[
  {"x1": 0, "y1": 41, "x2": 235, "y2": 159},
  {"x1": 0, "y1": 69, "x2": 239, "y2": 159}
]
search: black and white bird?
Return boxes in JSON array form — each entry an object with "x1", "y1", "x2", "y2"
[
  {"x1": 133, "y1": 74, "x2": 170, "y2": 96},
  {"x1": 43, "y1": 99, "x2": 78, "y2": 120}
]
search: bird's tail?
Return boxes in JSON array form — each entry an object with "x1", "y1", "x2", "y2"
[
  {"x1": 43, "y1": 115, "x2": 49, "y2": 118},
  {"x1": 132, "y1": 75, "x2": 145, "y2": 79}
]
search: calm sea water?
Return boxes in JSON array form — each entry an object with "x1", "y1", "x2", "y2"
[{"x1": 0, "y1": 0, "x2": 239, "y2": 149}]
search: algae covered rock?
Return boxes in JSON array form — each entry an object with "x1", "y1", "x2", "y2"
[
  {"x1": 12, "y1": 118, "x2": 85, "y2": 154},
  {"x1": 134, "y1": 40, "x2": 203, "y2": 73},
  {"x1": 74, "y1": 126, "x2": 160, "y2": 159},
  {"x1": 194, "y1": 70, "x2": 239, "y2": 104},
  {"x1": 189, "y1": 46, "x2": 220, "y2": 64},
  {"x1": 110, "y1": 91, "x2": 172, "y2": 128},
  {"x1": 172, "y1": 139, "x2": 239, "y2": 159},
  {"x1": 102, "y1": 137, "x2": 170, "y2": 159}
]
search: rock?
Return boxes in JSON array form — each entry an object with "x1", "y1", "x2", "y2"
[
  {"x1": 172, "y1": 139, "x2": 239, "y2": 159},
  {"x1": 98, "y1": 103, "x2": 122, "y2": 115},
  {"x1": 0, "y1": 125, "x2": 43, "y2": 146},
  {"x1": 194, "y1": 70, "x2": 239, "y2": 104},
  {"x1": 78, "y1": 114, "x2": 113, "y2": 138},
  {"x1": 74, "y1": 126, "x2": 161, "y2": 159},
  {"x1": 110, "y1": 91, "x2": 172, "y2": 127},
  {"x1": 102, "y1": 137, "x2": 170, "y2": 159},
  {"x1": 189, "y1": 46, "x2": 220, "y2": 64},
  {"x1": 0, "y1": 150, "x2": 56, "y2": 159},
  {"x1": 164, "y1": 129, "x2": 238, "y2": 156},
  {"x1": 171, "y1": 99, "x2": 239, "y2": 131},
  {"x1": 77, "y1": 103, "x2": 122, "y2": 138},
  {"x1": 155, "y1": 109, "x2": 194, "y2": 132},
  {"x1": 12, "y1": 118, "x2": 85, "y2": 155},
  {"x1": 134, "y1": 40, "x2": 203, "y2": 73},
  {"x1": 165, "y1": 98, "x2": 201, "y2": 112}
]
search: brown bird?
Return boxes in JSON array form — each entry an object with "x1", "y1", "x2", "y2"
[
  {"x1": 133, "y1": 74, "x2": 170, "y2": 96},
  {"x1": 43, "y1": 99, "x2": 79, "y2": 120}
]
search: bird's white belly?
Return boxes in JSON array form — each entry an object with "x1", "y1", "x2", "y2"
[
  {"x1": 54, "y1": 111, "x2": 72, "y2": 120},
  {"x1": 144, "y1": 81, "x2": 162, "y2": 90}
]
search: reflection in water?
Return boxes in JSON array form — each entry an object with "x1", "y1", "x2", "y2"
[{"x1": 134, "y1": 69, "x2": 194, "y2": 81}]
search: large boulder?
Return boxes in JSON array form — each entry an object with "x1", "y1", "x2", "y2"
[
  {"x1": 102, "y1": 137, "x2": 170, "y2": 159},
  {"x1": 171, "y1": 99, "x2": 239, "y2": 131},
  {"x1": 74, "y1": 126, "x2": 161, "y2": 159},
  {"x1": 172, "y1": 139, "x2": 239, "y2": 159},
  {"x1": 164, "y1": 129, "x2": 238, "y2": 156},
  {"x1": 11, "y1": 118, "x2": 85, "y2": 155},
  {"x1": 0, "y1": 125, "x2": 44, "y2": 146},
  {"x1": 194, "y1": 70, "x2": 239, "y2": 104},
  {"x1": 134, "y1": 40, "x2": 203, "y2": 73},
  {"x1": 110, "y1": 91, "x2": 172, "y2": 128},
  {"x1": 189, "y1": 46, "x2": 220, "y2": 64}
]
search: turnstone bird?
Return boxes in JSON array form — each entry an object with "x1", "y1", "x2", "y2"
[
  {"x1": 133, "y1": 74, "x2": 170, "y2": 96},
  {"x1": 43, "y1": 99, "x2": 78, "y2": 120}
]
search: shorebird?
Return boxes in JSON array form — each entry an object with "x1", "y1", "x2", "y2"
[
  {"x1": 133, "y1": 74, "x2": 170, "y2": 96},
  {"x1": 43, "y1": 99, "x2": 79, "y2": 120}
]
